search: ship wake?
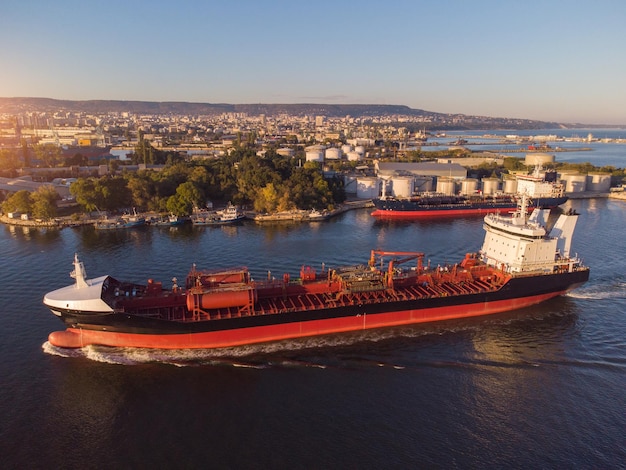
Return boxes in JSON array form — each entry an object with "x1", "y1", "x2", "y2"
[{"x1": 566, "y1": 280, "x2": 626, "y2": 300}]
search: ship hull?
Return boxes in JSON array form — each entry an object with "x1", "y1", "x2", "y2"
[
  {"x1": 371, "y1": 196, "x2": 568, "y2": 218},
  {"x1": 48, "y1": 270, "x2": 588, "y2": 350}
]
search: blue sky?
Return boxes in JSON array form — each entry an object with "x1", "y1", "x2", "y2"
[{"x1": 2, "y1": 0, "x2": 625, "y2": 124}]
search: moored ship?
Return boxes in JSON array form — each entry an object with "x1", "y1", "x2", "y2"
[
  {"x1": 43, "y1": 196, "x2": 588, "y2": 350},
  {"x1": 371, "y1": 167, "x2": 567, "y2": 218},
  {"x1": 192, "y1": 203, "x2": 244, "y2": 226}
]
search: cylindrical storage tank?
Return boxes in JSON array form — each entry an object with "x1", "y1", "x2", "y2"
[
  {"x1": 481, "y1": 177, "x2": 500, "y2": 195},
  {"x1": 559, "y1": 172, "x2": 587, "y2": 192},
  {"x1": 525, "y1": 153, "x2": 555, "y2": 166},
  {"x1": 276, "y1": 148, "x2": 295, "y2": 157},
  {"x1": 502, "y1": 176, "x2": 518, "y2": 194},
  {"x1": 391, "y1": 176, "x2": 414, "y2": 198},
  {"x1": 325, "y1": 147, "x2": 342, "y2": 160},
  {"x1": 413, "y1": 176, "x2": 433, "y2": 193},
  {"x1": 356, "y1": 177, "x2": 380, "y2": 199},
  {"x1": 436, "y1": 176, "x2": 457, "y2": 196},
  {"x1": 586, "y1": 172, "x2": 611, "y2": 192},
  {"x1": 187, "y1": 288, "x2": 256, "y2": 311},
  {"x1": 305, "y1": 145, "x2": 324, "y2": 162},
  {"x1": 459, "y1": 178, "x2": 479, "y2": 196},
  {"x1": 346, "y1": 151, "x2": 362, "y2": 161},
  {"x1": 343, "y1": 174, "x2": 358, "y2": 194},
  {"x1": 355, "y1": 145, "x2": 365, "y2": 156},
  {"x1": 341, "y1": 144, "x2": 352, "y2": 155}
]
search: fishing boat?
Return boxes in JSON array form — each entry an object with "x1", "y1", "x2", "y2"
[
  {"x1": 94, "y1": 209, "x2": 146, "y2": 229},
  {"x1": 192, "y1": 204, "x2": 244, "y2": 226},
  {"x1": 153, "y1": 214, "x2": 187, "y2": 226},
  {"x1": 43, "y1": 196, "x2": 588, "y2": 350}
]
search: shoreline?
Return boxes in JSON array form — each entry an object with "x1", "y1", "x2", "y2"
[
  {"x1": 2, "y1": 193, "x2": 623, "y2": 229},
  {"x1": 0, "y1": 200, "x2": 375, "y2": 229}
]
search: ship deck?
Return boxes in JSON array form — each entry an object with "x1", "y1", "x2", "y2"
[{"x1": 156, "y1": 263, "x2": 508, "y2": 322}]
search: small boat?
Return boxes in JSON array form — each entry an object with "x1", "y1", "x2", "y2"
[
  {"x1": 120, "y1": 209, "x2": 146, "y2": 227},
  {"x1": 306, "y1": 209, "x2": 330, "y2": 221},
  {"x1": 94, "y1": 217, "x2": 145, "y2": 230},
  {"x1": 192, "y1": 204, "x2": 244, "y2": 226},
  {"x1": 153, "y1": 214, "x2": 187, "y2": 226}
]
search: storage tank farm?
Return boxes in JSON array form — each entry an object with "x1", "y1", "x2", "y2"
[
  {"x1": 346, "y1": 151, "x2": 362, "y2": 161},
  {"x1": 503, "y1": 174, "x2": 518, "y2": 194},
  {"x1": 305, "y1": 145, "x2": 325, "y2": 162},
  {"x1": 559, "y1": 170, "x2": 587, "y2": 193},
  {"x1": 324, "y1": 147, "x2": 342, "y2": 160},
  {"x1": 343, "y1": 174, "x2": 358, "y2": 195},
  {"x1": 481, "y1": 177, "x2": 500, "y2": 195},
  {"x1": 525, "y1": 152, "x2": 555, "y2": 167},
  {"x1": 436, "y1": 176, "x2": 457, "y2": 196},
  {"x1": 460, "y1": 178, "x2": 479, "y2": 196},
  {"x1": 414, "y1": 176, "x2": 433, "y2": 192},
  {"x1": 390, "y1": 176, "x2": 414, "y2": 197},
  {"x1": 586, "y1": 172, "x2": 611, "y2": 192},
  {"x1": 356, "y1": 177, "x2": 380, "y2": 199}
]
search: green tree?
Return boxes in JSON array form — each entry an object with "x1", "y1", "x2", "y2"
[
  {"x1": 1, "y1": 190, "x2": 32, "y2": 214},
  {"x1": 70, "y1": 178, "x2": 101, "y2": 212},
  {"x1": 175, "y1": 181, "x2": 204, "y2": 209},
  {"x1": 0, "y1": 149, "x2": 21, "y2": 170},
  {"x1": 127, "y1": 174, "x2": 157, "y2": 210},
  {"x1": 30, "y1": 185, "x2": 59, "y2": 220},
  {"x1": 99, "y1": 177, "x2": 132, "y2": 211},
  {"x1": 33, "y1": 144, "x2": 63, "y2": 167},
  {"x1": 254, "y1": 183, "x2": 280, "y2": 213}
]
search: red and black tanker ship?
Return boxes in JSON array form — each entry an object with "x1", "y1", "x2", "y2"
[
  {"x1": 371, "y1": 166, "x2": 568, "y2": 218},
  {"x1": 44, "y1": 196, "x2": 588, "y2": 350}
]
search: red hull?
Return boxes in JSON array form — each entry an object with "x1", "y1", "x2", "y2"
[
  {"x1": 48, "y1": 290, "x2": 564, "y2": 350},
  {"x1": 371, "y1": 208, "x2": 518, "y2": 218}
]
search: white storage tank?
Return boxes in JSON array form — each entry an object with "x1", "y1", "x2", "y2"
[
  {"x1": 356, "y1": 177, "x2": 380, "y2": 199},
  {"x1": 305, "y1": 145, "x2": 325, "y2": 162},
  {"x1": 586, "y1": 172, "x2": 611, "y2": 192},
  {"x1": 391, "y1": 176, "x2": 414, "y2": 198},
  {"x1": 325, "y1": 147, "x2": 342, "y2": 160},
  {"x1": 502, "y1": 175, "x2": 518, "y2": 194},
  {"x1": 346, "y1": 151, "x2": 362, "y2": 161},
  {"x1": 414, "y1": 176, "x2": 433, "y2": 193},
  {"x1": 525, "y1": 153, "x2": 555, "y2": 166},
  {"x1": 436, "y1": 176, "x2": 457, "y2": 196},
  {"x1": 481, "y1": 177, "x2": 500, "y2": 195},
  {"x1": 343, "y1": 174, "x2": 358, "y2": 194},
  {"x1": 459, "y1": 178, "x2": 479, "y2": 196},
  {"x1": 276, "y1": 148, "x2": 295, "y2": 157},
  {"x1": 559, "y1": 171, "x2": 587, "y2": 193}
]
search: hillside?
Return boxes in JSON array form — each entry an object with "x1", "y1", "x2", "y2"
[{"x1": 0, "y1": 97, "x2": 561, "y2": 129}]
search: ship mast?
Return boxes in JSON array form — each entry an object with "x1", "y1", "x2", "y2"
[{"x1": 70, "y1": 253, "x2": 88, "y2": 288}]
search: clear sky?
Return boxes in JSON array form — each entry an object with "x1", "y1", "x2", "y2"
[{"x1": 2, "y1": 0, "x2": 625, "y2": 124}]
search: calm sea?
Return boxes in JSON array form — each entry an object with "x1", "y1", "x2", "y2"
[
  {"x1": 1, "y1": 177, "x2": 625, "y2": 467},
  {"x1": 431, "y1": 128, "x2": 626, "y2": 168}
]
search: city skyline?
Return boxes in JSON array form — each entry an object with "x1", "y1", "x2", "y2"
[{"x1": 2, "y1": 0, "x2": 625, "y2": 125}]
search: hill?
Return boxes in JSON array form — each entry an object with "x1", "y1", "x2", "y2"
[{"x1": 0, "y1": 97, "x2": 561, "y2": 129}]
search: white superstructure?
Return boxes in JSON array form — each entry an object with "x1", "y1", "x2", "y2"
[
  {"x1": 480, "y1": 196, "x2": 581, "y2": 274},
  {"x1": 43, "y1": 254, "x2": 113, "y2": 315},
  {"x1": 516, "y1": 165, "x2": 564, "y2": 198}
]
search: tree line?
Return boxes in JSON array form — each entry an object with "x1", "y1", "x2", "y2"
[{"x1": 1, "y1": 147, "x2": 346, "y2": 219}]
